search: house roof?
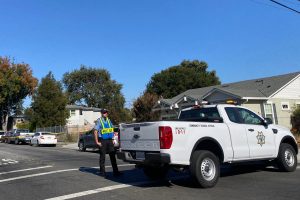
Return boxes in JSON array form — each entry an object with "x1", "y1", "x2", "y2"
[
  {"x1": 66, "y1": 105, "x2": 102, "y2": 112},
  {"x1": 159, "y1": 71, "x2": 300, "y2": 106}
]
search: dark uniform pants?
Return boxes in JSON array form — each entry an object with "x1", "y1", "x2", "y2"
[{"x1": 99, "y1": 139, "x2": 118, "y2": 173}]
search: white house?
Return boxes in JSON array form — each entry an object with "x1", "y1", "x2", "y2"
[
  {"x1": 66, "y1": 105, "x2": 102, "y2": 127},
  {"x1": 7, "y1": 115, "x2": 29, "y2": 131}
]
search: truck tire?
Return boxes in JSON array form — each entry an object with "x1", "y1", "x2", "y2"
[
  {"x1": 143, "y1": 165, "x2": 169, "y2": 180},
  {"x1": 276, "y1": 143, "x2": 297, "y2": 172},
  {"x1": 190, "y1": 150, "x2": 220, "y2": 188},
  {"x1": 78, "y1": 141, "x2": 86, "y2": 152}
]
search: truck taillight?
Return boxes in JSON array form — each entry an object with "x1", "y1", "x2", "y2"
[{"x1": 159, "y1": 126, "x2": 173, "y2": 149}]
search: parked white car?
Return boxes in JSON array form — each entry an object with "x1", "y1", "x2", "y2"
[{"x1": 30, "y1": 132, "x2": 57, "y2": 147}]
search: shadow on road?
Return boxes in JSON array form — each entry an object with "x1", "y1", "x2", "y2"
[
  {"x1": 79, "y1": 166, "x2": 175, "y2": 188},
  {"x1": 78, "y1": 163, "x2": 283, "y2": 189}
]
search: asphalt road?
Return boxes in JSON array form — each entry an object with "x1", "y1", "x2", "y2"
[{"x1": 0, "y1": 143, "x2": 300, "y2": 200}]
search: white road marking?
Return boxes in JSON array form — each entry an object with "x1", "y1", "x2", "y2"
[
  {"x1": 0, "y1": 168, "x2": 78, "y2": 183},
  {"x1": 1, "y1": 158, "x2": 19, "y2": 164},
  {"x1": 45, "y1": 176, "x2": 189, "y2": 200},
  {"x1": 44, "y1": 183, "x2": 135, "y2": 200},
  {"x1": 0, "y1": 158, "x2": 19, "y2": 166},
  {"x1": 0, "y1": 165, "x2": 53, "y2": 175},
  {"x1": 0, "y1": 164, "x2": 135, "y2": 183}
]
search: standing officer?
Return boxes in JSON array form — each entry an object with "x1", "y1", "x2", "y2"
[{"x1": 94, "y1": 109, "x2": 121, "y2": 177}]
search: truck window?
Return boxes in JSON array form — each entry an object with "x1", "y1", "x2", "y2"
[
  {"x1": 225, "y1": 107, "x2": 263, "y2": 125},
  {"x1": 179, "y1": 107, "x2": 221, "y2": 122},
  {"x1": 238, "y1": 108, "x2": 263, "y2": 125},
  {"x1": 225, "y1": 107, "x2": 241, "y2": 123}
]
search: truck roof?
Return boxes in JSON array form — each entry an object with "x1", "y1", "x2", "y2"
[{"x1": 181, "y1": 104, "x2": 241, "y2": 112}]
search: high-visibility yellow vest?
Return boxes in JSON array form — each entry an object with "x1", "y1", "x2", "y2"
[{"x1": 99, "y1": 118, "x2": 114, "y2": 135}]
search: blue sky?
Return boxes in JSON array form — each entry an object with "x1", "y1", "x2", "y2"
[{"x1": 1, "y1": 0, "x2": 299, "y2": 108}]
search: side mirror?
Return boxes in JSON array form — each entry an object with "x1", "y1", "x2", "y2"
[{"x1": 263, "y1": 118, "x2": 273, "y2": 125}]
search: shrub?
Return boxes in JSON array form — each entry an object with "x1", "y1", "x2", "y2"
[{"x1": 291, "y1": 107, "x2": 300, "y2": 135}]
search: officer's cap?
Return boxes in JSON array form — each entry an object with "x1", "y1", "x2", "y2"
[{"x1": 101, "y1": 109, "x2": 108, "y2": 114}]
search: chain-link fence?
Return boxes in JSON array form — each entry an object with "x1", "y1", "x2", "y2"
[{"x1": 36, "y1": 125, "x2": 67, "y2": 133}]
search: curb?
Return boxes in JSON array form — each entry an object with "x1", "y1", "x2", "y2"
[{"x1": 59, "y1": 142, "x2": 78, "y2": 150}]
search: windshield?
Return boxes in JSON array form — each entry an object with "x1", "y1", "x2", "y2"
[
  {"x1": 41, "y1": 133, "x2": 53, "y2": 136},
  {"x1": 179, "y1": 107, "x2": 221, "y2": 121}
]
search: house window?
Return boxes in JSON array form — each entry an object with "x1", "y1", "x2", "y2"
[
  {"x1": 264, "y1": 103, "x2": 274, "y2": 122},
  {"x1": 70, "y1": 110, "x2": 76, "y2": 117},
  {"x1": 296, "y1": 103, "x2": 300, "y2": 109},
  {"x1": 281, "y1": 102, "x2": 290, "y2": 110}
]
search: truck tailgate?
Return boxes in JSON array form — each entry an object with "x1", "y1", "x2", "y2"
[{"x1": 120, "y1": 122, "x2": 160, "y2": 151}]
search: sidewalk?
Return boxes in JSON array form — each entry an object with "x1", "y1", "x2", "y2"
[{"x1": 59, "y1": 142, "x2": 78, "y2": 150}]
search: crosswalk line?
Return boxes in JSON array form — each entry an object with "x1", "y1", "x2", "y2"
[
  {"x1": 44, "y1": 183, "x2": 135, "y2": 200},
  {"x1": 0, "y1": 165, "x2": 53, "y2": 175},
  {"x1": 0, "y1": 164, "x2": 135, "y2": 183},
  {"x1": 44, "y1": 176, "x2": 189, "y2": 200}
]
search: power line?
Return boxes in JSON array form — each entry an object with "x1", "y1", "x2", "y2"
[
  {"x1": 249, "y1": 0, "x2": 283, "y2": 10},
  {"x1": 281, "y1": 0, "x2": 300, "y2": 5},
  {"x1": 269, "y1": 0, "x2": 300, "y2": 14}
]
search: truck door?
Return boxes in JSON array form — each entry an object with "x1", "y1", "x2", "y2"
[
  {"x1": 237, "y1": 108, "x2": 276, "y2": 158},
  {"x1": 224, "y1": 107, "x2": 250, "y2": 160}
]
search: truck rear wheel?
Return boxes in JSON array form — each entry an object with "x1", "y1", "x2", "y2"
[
  {"x1": 190, "y1": 150, "x2": 220, "y2": 188},
  {"x1": 276, "y1": 143, "x2": 297, "y2": 172},
  {"x1": 143, "y1": 165, "x2": 169, "y2": 180}
]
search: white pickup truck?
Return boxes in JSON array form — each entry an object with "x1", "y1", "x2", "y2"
[{"x1": 117, "y1": 104, "x2": 298, "y2": 188}]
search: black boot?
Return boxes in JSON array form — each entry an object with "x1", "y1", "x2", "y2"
[
  {"x1": 113, "y1": 171, "x2": 123, "y2": 177},
  {"x1": 99, "y1": 168, "x2": 107, "y2": 178}
]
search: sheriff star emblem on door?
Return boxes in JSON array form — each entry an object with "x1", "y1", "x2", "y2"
[{"x1": 256, "y1": 131, "x2": 265, "y2": 146}]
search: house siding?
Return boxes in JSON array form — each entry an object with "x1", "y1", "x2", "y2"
[
  {"x1": 268, "y1": 98, "x2": 300, "y2": 128},
  {"x1": 242, "y1": 100, "x2": 264, "y2": 117},
  {"x1": 272, "y1": 76, "x2": 300, "y2": 99},
  {"x1": 67, "y1": 109, "x2": 101, "y2": 126}
]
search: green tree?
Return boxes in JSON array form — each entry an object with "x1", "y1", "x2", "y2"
[
  {"x1": 146, "y1": 60, "x2": 221, "y2": 98},
  {"x1": 0, "y1": 57, "x2": 38, "y2": 130},
  {"x1": 24, "y1": 107, "x2": 35, "y2": 131},
  {"x1": 291, "y1": 107, "x2": 300, "y2": 134},
  {"x1": 31, "y1": 72, "x2": 69, "y2": 128},
  {"x1": 63, "y1": 66, "x2": 126, "y2": 124},
  {"x1": 12, "y1": 100, "x2": 24, "y2": 116},
  {"x1": 133, "y1": 92, "x2": 160, "y2": 122}
]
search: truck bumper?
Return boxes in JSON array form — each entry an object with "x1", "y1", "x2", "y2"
[{"x1": 117, "y1": 151, "x2": 170, "y2": 165}]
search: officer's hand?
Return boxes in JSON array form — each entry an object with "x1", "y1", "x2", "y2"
[{"x1": 97, "y1": 142, "x2": 102, "y2": 147}]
